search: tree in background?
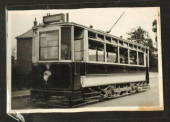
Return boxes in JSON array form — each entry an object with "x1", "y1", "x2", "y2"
[
  {"x1": 127, "y1": 26, "x2": 158, "y2": 71},
  {"x1": 127, "y1": 26, "x2": 149, "y2": 45}
]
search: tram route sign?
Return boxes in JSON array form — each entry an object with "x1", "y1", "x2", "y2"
[{"x1": 43, "y1": 13, "x2": 65, "y2": 24}]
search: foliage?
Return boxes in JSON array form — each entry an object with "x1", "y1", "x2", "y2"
[{"x1": 127, "y1": 26, "x2": 148, "y2": 45}]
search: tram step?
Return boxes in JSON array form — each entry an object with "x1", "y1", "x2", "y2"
[
  {"x1": 84, "y1": 95, "x2": 101, "y2": 101},
  {"x1": 83, "y1": 91, "x2": 99, "y2": 95},
  {"x1": 72, "y1": 99, "x2": 99, "y2": 107}
]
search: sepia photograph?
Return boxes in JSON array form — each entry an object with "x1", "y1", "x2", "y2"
[{"x1": 7, "y1": 7, "x2": 163, "y2": 113}]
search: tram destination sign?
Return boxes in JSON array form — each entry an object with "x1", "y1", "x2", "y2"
[{"x1": 43, "y1": 13, "x2": 65, "y2": 24}]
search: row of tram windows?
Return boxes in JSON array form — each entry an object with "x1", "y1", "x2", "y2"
[
  {"x1": 39, "y1": 26, "x2": 145, "y2": 65},
  {"x1": 88, "y1": 31, "x2": 145, "y2": 65}
]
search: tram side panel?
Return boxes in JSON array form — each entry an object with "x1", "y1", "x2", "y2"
[
  {"x1": 72, "y1": 62, "x2": 148, "y2": 89},
  {"x1": 31, "y1": 62, "x2": 148, "y2": 90},
  {"x1": 31, "y1": 63, "x2": 73, "y2": 90}
]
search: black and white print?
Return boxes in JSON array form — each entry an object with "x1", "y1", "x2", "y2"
[{"x1": 7, "y1": 7, "x2": 163, "y2": 113}]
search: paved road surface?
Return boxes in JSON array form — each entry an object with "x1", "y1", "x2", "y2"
[{"x1": 11, "y1": 72, "x2": 161, "y2": 109}]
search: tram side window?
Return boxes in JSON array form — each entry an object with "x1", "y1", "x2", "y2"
[
  {"x1": 97, "y1": 34, "x2": 104, "y2": 41},
  {"x1": 106, "y1": 44, "x2": 117, "y2": 63},
  {"x1": 88, "y1": 31, "x2": 96, "y2": 39},
  {"x1": 130, "y1": 50, "x2": 137, "y2": 64},
  {"x1": 119, "y1": 47, "x2": 128, "y2": 64},
  {"x1": 61, "y1": 27, "x2": 71, "y2": 60},
  {"x1": 39, "y1": 30, "x2": 59, "y2": 60},
  {"x1": 88, "y1": 40, "x2": 104, "y2": 62},
  {"x1": 106, "y1": 36, "x2": 111, "y2": 43},
  {"x1": 74, "y1": 27, "x2": 84, "y2": 61},
  {"x1": 119, "y1": 40, "x2": 123, "y2": 46},
  {"x1": 138, "y1": 52, "x2": 144, "y2": 65},
  {"x1": 112, "y1": 38, "x2": 118, "y2": 44},
  {"x1": 97, "y1": 42, "x2": 104, "y2": 62},
  {"x1": 129, "y1": 44, "x2": 133, "y2": 49},
  {"x1": 123, "y1": 42, "x2": 128, "y2": 47}
]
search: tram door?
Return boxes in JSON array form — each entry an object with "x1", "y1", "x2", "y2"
[{"x1": 73, "y1": 26, "x2": 84, "y2": 89}]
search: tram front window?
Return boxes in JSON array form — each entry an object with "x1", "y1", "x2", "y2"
[{"x1": 39, "y1": 30, "x2": 59, "y2": 60}]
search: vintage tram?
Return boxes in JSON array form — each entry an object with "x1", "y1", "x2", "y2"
[{"x1": 30, "y1": 13, "x2": 150, "y2": 107}]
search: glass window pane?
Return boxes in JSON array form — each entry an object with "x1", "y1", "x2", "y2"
[
  {"x1": 40, "y1": 33, "x2": 47, "y2": 47},
  {"x1": 46, "y1": 31, "x2": 59, "y2": 40},
  {"x1": 107, "y1": 52, "x2": 117, "y2": 62},
  {"x1": 40, "y1": 33, "x2": 46, "y2": 37},
  {"x1": 47, "y1": 30, "x2": 59, "y2": 46},
  {"x1": 48, "y1": 40, "x2": 58, "y2": 47},
  {"x1": 61, "y1": 27, "x2": 71, "y2": 60},
  {"x1": 139, "y1": 52, "x2": 144, "y2": 65},
  {"x1": 39, "y1": 30, "x2": 59, "y2": 60},
  {"x1": 89, "y1": 49, "x2": 97, "y2": 61},
  {"x1": 40, "y1": 37, "x2": 47, "y2": 47},
  {"x1": 130, "y1": 50, "x2": 137, "y2": 64},
  {"x1": 47, "y1": 47, "x2": 58, "y2": 59},
  {"x1": 97, "y1": 50, "x2": 104, "y2": 62},
  {"x1": 75, "y1": 51, "x2": 82, "y2": 61},
  {"x1": 61, "y1": 44, "x2": 71, "y2": 60},
  {"x1": 74, "y1": 40, "x2": 82, "y2": 52},
  {"x1": 74, "y1": 39, "x2": 83, "y2": 61},
  {"x1": 40, "y1": 48, "x2": 47, "y2": 59}
]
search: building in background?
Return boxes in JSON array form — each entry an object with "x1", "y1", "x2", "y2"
[
  {"x1": 16, "y1": 29, "x2": 33, "y2": 74},
  {"x1": 13, "y1": 27, "x2": 33, "y2": 89}
]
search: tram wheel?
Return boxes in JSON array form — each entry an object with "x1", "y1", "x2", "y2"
[{"x1": 103, "y1": 86, "x2": 114, "y2": 99}]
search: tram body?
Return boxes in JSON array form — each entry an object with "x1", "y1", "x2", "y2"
[{"x1": 30, "y1": 14, "x2": 150, "y2": 107}]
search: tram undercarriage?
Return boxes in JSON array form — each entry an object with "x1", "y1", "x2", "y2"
[{"x1": 31, "y1": 80, "x2": 150, "y2": 108}]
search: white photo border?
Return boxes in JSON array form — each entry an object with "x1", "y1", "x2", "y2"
[{"x1": 6, "y1": 7, "x2": 164, "y2": 113}]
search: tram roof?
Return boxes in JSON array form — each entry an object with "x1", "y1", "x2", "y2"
[{"x1": 41, "y1": 21, "x2": 148, "y2": 48}]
